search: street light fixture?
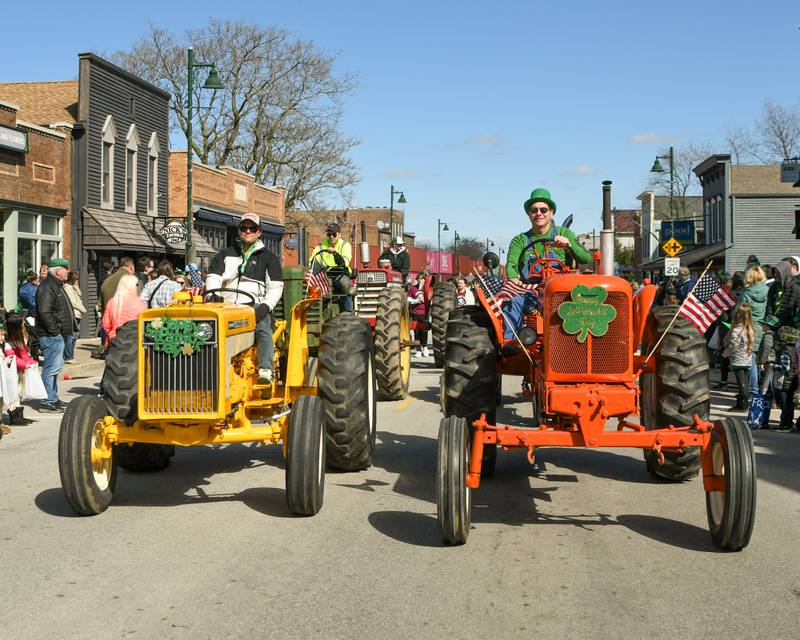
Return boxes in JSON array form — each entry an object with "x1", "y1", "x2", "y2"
[
  {"x1": 486, "y1": 237, "x2": 495, "y2": 254},
  {"x1": 650, "y1": 145, "x2": 676, "y2": 235},
  {"x1": 186, "y1": 47, "x2": 224, "y2": 263},
  {"x1": 389, "y1": 185, "x2": 407, "y2": 240},
  {"x1": 437, "y1": 219, "x2": 449, "y2": 275}
]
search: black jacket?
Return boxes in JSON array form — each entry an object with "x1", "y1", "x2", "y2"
[
  {"x1": 205, "y1": 240, "x2": 284, "y2": 309},
  {"x1": 378, "y1": 248, "x2": 411, "y2": 276},
  {"x1": 35, "y1": 276, "x2": 75, "y2": 337}
]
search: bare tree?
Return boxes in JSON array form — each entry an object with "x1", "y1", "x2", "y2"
[
  {"x1": 445, "y1": 236, "x2": 485, "y2": 259},
  {"x1": 113, "y1": 19, "x2": 360, "y2": 209},
  {"x1": 724, "y1": 124, "x2": 770, "y2": 164},
  {"x1": 648, "y1": 141, "x2": 714, "y2": 218},
  {"x1": 756, "y1": 99, "x2": 800, "y2": 161}
]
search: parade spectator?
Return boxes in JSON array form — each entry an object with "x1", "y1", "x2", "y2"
[
  {"x1": 102, "y1": 275, "x2": 146, "y2": 343},
  {"x1": 4, "y1": 313, "x2": 36, "y2": 425},
  {"x1": 62, "y1": 271, "x2": 86, "y2": 364},
  {"x1": 724, "y1": 303, "x2": 755, "y2": 410},
  {"x1": 140, "y1": 260, "x2": 182, "y2": 308},
  {"x1": 18, "y1": 271, "x2": 39, "y2": 316},
  {"x1": 136, "y1": 256, "x2": 155, "y2": 289},
  {"x1": 676, "y1": 266, "x2": 696, "y2": 303},
  {"x1": 714, "y1": 273, "x2": 735, "y2": 390},
  {"x1": 35, "y1": 258, "x2": 75, "y2": 413},
  {"x1": 100, "y1": 257, "x2": 136, "y2": 312},
  {"x1": 768, "y1": 259, "x2": 793, "y2": 317},
  {"x1": 407, "y1": 273, "x2": 429, "y2": 357},
  {"x1": 777, "y1": 260, "x2": 800, "y2": 329},
  {"x1": 773, "y1": 325, "x2": 800, "y2": 432},
  {"x1": 746, "y1": 254, "x2": 761, "y2": 269},
  {"x1": 378, "y1": 237, "x2": 411, "y2": 278},
  {"x1": 455, "y1": 277, "x2": 476, "y2": 306},
  {"x1": 38, "y1": 264, "x2": 48, "y2": 281},
  {"x1": 736, "y1": 265, "x2": 768, "y2": 396},
  {"x1": 206, "y1": 212, "x2": 283, "y2": 387}
]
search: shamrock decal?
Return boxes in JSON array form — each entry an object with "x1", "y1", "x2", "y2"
[
  {"x1": 145, "y1": 317, "x2": 206, "y2": 357},
  {"x1": 557, "y1": 285, "x2": 617, "y2": 343}
]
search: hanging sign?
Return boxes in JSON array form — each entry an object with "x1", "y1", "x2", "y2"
[{"x1": 159, "y1": 220, "x2": 188, "y2": 245}]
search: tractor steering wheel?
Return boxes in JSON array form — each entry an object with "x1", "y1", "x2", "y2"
[
  {"x1": 309, "y1": 248, "x2": 350, "y2": 279},
  {"x1": 203, "y1": 287, "x2": 257, "y2": 306},
  {"x1": 516, "y1": 237, "x2": 571, "y2": 285}
]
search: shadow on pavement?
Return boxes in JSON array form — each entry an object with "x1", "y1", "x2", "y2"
[
  {"x1": 616, "y1": 515, "x2": 720, "y2": 552},
  {"x1": 752, "y1": 431, "x2": 800, "y2": 495},
  {"x1": 35, "y1": 443, "x2": 294, "y2": 519},
  {"x1": 373, "y1": 430, "x2": 437, "y2": 504},
  {"x1": 367, "y1": 511, "x2": 440, "y2": 547},
  {"x1": 408, "y1": 384, "x2": 440, "y2": 406}
]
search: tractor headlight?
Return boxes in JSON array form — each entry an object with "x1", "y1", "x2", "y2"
[{"x1": 195, "y1": 321, "x2": 215, "y2": 342}]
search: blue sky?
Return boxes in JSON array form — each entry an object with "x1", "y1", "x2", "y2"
[{"x1": 4, "y1": 0, "x2": 798, "y2": 251}]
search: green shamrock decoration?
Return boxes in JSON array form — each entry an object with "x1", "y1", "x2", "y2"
[
  {"x1": 145, "y1": 317, "x2": 206, "y2": 357},
  {"x1": 557, "y1": 285, "x2": 617, "y2": 343}
]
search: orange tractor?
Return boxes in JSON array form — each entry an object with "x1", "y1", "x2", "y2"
[{"x1": 437, "y1": 236, "x2": 756, "y2": 551}]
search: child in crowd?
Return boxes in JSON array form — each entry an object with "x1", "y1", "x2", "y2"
[
  {"x1": 4, "y1": 313, "x2": 36, "y2": 425},
  {"x1": 725, "y1": 303, "x2": 755, "y2": 410}
]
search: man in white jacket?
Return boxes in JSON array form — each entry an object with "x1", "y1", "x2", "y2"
[{"x1": 205, "y1": 213, "x2": 284, "y2": 386}]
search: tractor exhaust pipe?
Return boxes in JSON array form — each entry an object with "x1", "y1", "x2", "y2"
[
  {"x1": 600, "y1": 180, "x2": 615, "y2": 276},
  {"x1": 359, "y1": 221, "x2": 370, "y2": 267}
]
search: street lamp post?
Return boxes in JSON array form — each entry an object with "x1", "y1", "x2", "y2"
[
  {"x1": 437, "y1": 219, "x2": 449, "y2": 276},
  {"x1": 186, "y1": 47, "x2": 223, "y2": 263},
  {"x1": 453, "y1": 231, "x2": 460, "y2": 275},
  {"x1": 650, "y1": 145, "x2": 676, "y2": 239},
  {"x1": 486, "y1": 237, "x2": 494, "y2": 254},
  {"x1": 389, "y1": 185, "x2": 406, "y2": 241}
]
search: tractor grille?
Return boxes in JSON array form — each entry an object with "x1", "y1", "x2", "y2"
[
  {"x1": 546, "y1": 291, "x2": 629, "y2": 375},
  {"x1": 355, "y1": 272, "x2": 390, "y2": 318},
  {"x1": 142, "y1": 320, "x2": 219, "y2": 414}
]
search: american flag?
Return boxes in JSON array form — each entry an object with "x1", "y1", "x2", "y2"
[
  {"x1": 478, "y1": 275, "x2": 537, "y2": 319},
  {"x1": 678, "y1": 274, "x2": 737, "y2": 333},
  {"x1": 187, "y1": 268, "x2": 205, "y2": 297},
  {"x1": 304, "y1": 262, "x2": 331, "y2": 295}
]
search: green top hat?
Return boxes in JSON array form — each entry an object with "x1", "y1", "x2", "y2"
[{"x1": 523, "y1": 187, "x2": 557, "y2": 214}]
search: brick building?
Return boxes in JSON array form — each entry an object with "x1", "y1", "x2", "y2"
[
  {"x1": 168, "y1": 151, "x2": 286, "y2": 260},
  {"x1": 0, "y1": 94, "x2": 73, "y2": 310}
]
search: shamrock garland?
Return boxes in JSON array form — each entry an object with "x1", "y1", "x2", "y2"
[
  {"x1": 145, "y1": 317, "x2": 206, "y2": 357},
  {"x1": 557, "y1": 285, "x2": 617, "y2": 343}
]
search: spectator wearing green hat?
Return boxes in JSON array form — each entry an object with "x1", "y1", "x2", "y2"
[
  {"x1": 34, "y1": 258, "x2": 75, "y2": 412},
  {"x1": 503, "y1": 188, "x2": 591, "y2": 339}
]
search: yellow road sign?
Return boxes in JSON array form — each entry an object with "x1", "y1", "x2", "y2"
[{"x1": 663, "y1": 237, "x2": 683, "y2": 257}]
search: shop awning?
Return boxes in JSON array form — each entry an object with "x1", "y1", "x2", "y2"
[
  {"x1": 638, "y1": 241, "x2": 725, "y2": 272},
  {"x1": 83, "y1": 208, "x2": 216, "y2": 256}
]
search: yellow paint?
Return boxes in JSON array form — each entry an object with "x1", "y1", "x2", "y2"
[{"x1": 395, "y1": 398, "x2": 412, "y2": 411}]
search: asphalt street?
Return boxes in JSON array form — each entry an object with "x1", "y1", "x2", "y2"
[{"x1": 1, "y1": 348, "x2": 799, "y2": 639}]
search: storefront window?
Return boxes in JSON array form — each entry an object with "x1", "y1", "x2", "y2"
[
  {"x1": 41, "y1": 240, "x2": 59, "y2": 264},
  {"x1": 18, "y1": 238, "x2": 35, "y2": 274},
  {"x1": 19, "y1": 213, "x2": 35, "y2": 233},
  {"x1": 17, "y1": 213, "x2": 62, "y2": 274},
  {"x1": 41, "y1": 216, "x2": 59, "y2": 236}
]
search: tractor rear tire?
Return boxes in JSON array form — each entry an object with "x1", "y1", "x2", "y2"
[
  {"x1": 286, "y1": 395, "x2": 326, "y2": 516},
  {"x1": 374, "y1": 286, "x2": 411, "y2": 400},
  {"x1": 116, "y1": 443, "x2": 173, "y2": 472},
  {"x1": 705, "y1": 417, "x2": 757, "y2": 551},
  {"x1": 442, "y1": 307, "x2": 498, "y2": 476},
  {"x1": 102, "y1": 320, "x2": 139, "y2": 423},
  {"x1": 641, "y1": 305, "x2": 709, "y2": 481},
  {"x1": 431, "y1": 282, "x2": 456, "y2": 367},
  {"x1": 319, "y1": 314, "x2": 377, "y2": 471},
  {"x1": 437, "y1": 415, "x2": 471, "y2": 545},
  {"x1": 58, "y1": 395, "x2": 117, "y2": 516}
]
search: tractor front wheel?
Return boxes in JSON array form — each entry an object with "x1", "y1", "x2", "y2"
[
  {"x1": 286, "y1": 395, "x2": 326, "y2": 516},
  {"x1": 58, "y1": 395, "x2": 117, "y2": 516},
  {"x1": 319, "y1": 314, "x2": 377, "y2": 471},
  {"x1": 437, "y1": 415, "x2": 471, "y2": 545},
  {"x1": 706, "y1": 417, "x2": 757, "y2": 551},
  {"x1": 374, "y1": 287, "x2": 411, "y2": 400},
  {"x1": 431, "y1": 281, "x2": 456, "y2": 367},
  {"x1": 640, "y1": 305, "x2": 708, "y2": 480}
]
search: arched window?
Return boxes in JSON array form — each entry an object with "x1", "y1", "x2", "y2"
[
  {"x1": 147, "y1": 132, "x2": 160, "y2": 215},
  {"x1": 125, "y1": 124, "x2": 140, "y2": 213},
  {"x1": 101, "y1": 116, "x2": 117, "y2": 208}
]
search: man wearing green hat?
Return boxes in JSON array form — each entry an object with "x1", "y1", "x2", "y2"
[
  {"x1": 35, "y1": 258, "x2": 75, "y2": 412},
  {"x1": 503, "y1": 188, "x2": 590, "y2": 339}
]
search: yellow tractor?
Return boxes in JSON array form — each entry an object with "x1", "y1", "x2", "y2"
[{"x1": 58, "y1": 285, "x2": 376, "y2": 517}]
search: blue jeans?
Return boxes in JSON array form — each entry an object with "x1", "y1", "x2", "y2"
[
  {"x1": 40, "y1": 334, "x2": 65, "y2": 403},
  {"x1": 749, "y1": 359, "x2": 758, "y2": 394},
  {"x1": 332, "y1": 275, "x2": 353, "y2": 312},
  {"x1": 503, "y1": 293, "x2": 537, "y2": 340},
  {"x1": 255, "y1": 313, "x2": 275, "y2": 371},
  {"x1": 63, "y1": 332, "x2": 78, "y2": 360}
]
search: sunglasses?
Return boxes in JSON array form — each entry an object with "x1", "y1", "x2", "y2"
[
  {"x1": 529, "y1": 207, "x2": 550, "y2": 214},
  {"x1": 326, "y1": 232, "x2": 338, "y2": 237},
  {"x1": 239, "y1": 225, "x2": 259, "y2": 233}
]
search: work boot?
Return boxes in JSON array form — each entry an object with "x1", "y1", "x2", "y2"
[{"x1": 9, "y1": 408, "x2": 32, "y2": 425}]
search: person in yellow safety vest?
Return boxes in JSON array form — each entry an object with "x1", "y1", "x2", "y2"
[{"x1": 310, "y1": 222, "x2": 353, "y2": 312}]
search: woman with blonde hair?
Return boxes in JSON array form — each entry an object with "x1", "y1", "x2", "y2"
[
  {"x1": 736, "y1": 264, "x2": 768, "y2": 396},
  {"x1": 102, "y1": 274, "x2": 146, "y2": 343},
  {"x1": 724, "y1": 303, "x2": 756, "y2": 410}
]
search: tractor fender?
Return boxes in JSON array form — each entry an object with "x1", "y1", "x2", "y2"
[{"x1": 632, "y1": 284, "x2": 658, "y2": 350}]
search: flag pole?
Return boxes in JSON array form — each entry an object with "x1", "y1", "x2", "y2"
[
  {"x1": 641, "y1": 258, "x2": 716, "y2": 368},
  {"x1": 472, "y1": 267, "x2": 534, "y2": 364}
]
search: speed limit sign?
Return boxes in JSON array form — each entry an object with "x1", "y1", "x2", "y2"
[{"x1": 664, "y1": 257, "x2": 680, "y2": 277}]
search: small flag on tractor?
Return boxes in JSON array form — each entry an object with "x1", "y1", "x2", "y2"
[
  {"x1": 186, "y1": 263, "x2": 205, "y2": 297},
  {"x1": 304, "y1": 262, "x2": 331, "y2": 295},
  {"x1": 478, "y1": 275, "x2": 537, "y2": 319},
  {"x1": 678, "y1": 274, "x2": 737, "y2": 333}
]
